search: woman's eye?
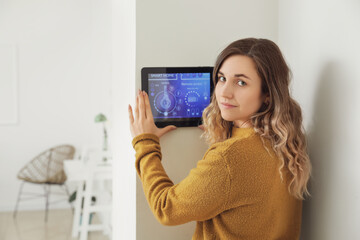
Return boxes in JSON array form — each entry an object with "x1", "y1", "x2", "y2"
[
  {"x1": 218, "y1": 76, "x2": 225, "y2": 82},
  {"x1": 238, "y1": 80, "x2": 247, "y2": 86}
]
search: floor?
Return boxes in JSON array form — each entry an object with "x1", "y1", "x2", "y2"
[{"x1": 0, "y1": 209, "x2": 110, "y2": 240}]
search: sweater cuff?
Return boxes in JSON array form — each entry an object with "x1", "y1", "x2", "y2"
[{"x1": 132, "y1": 133, "x2": 160, "y2": 148}]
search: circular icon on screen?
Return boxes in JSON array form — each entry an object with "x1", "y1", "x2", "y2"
[
  {"x1": 154, "y1": 85, "x2": 177, "y2": 115},
  {"x1": 185, "y1": 91, "x2": 201, "y2": 107}
]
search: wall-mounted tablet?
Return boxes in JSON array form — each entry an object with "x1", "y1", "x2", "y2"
[{"x1": 141, "y1": 67, "x2": 214, "y2": 127}]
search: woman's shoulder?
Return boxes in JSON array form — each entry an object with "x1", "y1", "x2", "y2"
[
  {"x1": 208, "y1": 132, "x2": 275, "y2": 162},
  {"x1": 209, "y1": 131, "x2": 260, "y2": 152},
  {"x1": 207, "y1": 133, "x2": 279, "y2": 177}
]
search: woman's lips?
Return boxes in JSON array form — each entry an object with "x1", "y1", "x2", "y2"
[{"x1": 221, "y1": 103, "x2": 236, "y2": 109}]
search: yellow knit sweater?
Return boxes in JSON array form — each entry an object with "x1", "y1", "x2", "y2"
[{"x1": 132, "y1": 127, "x2": 302, "y2": 240}]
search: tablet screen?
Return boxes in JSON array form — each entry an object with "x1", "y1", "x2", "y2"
[{"x1": 142, "y1": 67, "x2": 214, "y2": 127}]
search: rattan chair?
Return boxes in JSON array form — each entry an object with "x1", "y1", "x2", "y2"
[{"x1": 13, "y1": 144, "x2": 76, "y2": 221}]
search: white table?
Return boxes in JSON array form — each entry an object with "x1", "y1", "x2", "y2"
[{"x1": 64, "y1": 160, "x2": 112, "y2": 240}]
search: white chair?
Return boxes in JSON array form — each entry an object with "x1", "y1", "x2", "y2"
[{"x1": 64, "y1": 146, "x2": 112, "y2": 240}]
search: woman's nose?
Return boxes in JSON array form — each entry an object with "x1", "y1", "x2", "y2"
[{"x1": 219, "y1": 82, "x2": 233, "y2": 99}]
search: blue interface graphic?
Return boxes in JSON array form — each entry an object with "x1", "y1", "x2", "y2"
[{"x1": 148, "y1": 73, "x2": 211, "y2": 119}]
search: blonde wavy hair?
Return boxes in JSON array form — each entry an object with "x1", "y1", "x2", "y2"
[{"x1": 201, "y1": 38, "x2": 311, "y2": 200}]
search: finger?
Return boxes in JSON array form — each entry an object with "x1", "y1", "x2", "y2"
[
  {"x1": 139, "y1": 91, "x2": 146, "y2": 120},
  {"x1": 129, "y1": 105, "x2": 135, "y2": 138},
  {"x1": 135, "y1": 90, "x2": 140, "y2": 121},
  {"x1": 158, "y1": 125, "x2": 177, "y2": 138},
  {"x1": 198, "y1": 125, "x2": 205, "y2": 131},
  {"x1": 144, "y1": 91, "x2": 154, "y2": 120},
  {"x1": 128, "y1": 104, "x2": 134, "y2": 124}
]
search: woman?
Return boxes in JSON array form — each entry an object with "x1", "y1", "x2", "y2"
[{"x1": 128, "y1": 38, "x2": 311, "y2": 240}]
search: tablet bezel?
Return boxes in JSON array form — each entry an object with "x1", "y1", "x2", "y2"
[{"x1": 141, "y1": 66, "x2": 214, "y2": 128}]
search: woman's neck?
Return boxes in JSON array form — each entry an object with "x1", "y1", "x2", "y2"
[{"x1": 233, "y1": 119, "x2": 252, "y2": 128}]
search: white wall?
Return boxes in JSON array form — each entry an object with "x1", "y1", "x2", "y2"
[
  {"x1": 278, "y1": 0, "x2": 360, "y2": 239},
  {"x1": 136, "y1": 0, "x2": 279, "y2": 239},
  {"x1": 0, "y1": 0, "x2": 112, "y2": 211},
  {"x1": 111, "y1": 0, "x2": 136, "y2": 239}
]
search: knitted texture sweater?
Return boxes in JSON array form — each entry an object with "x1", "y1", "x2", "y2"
[{"x1": 132, "y1": 127, "x2": 302, "y2": 240}]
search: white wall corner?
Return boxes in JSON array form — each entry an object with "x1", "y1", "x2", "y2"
[{"x1": 111, "y1": 0, "x2": 137, "y2": 239}]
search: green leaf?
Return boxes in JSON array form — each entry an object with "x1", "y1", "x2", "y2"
[{"x1": 95, "y1": 113, "x2": 107, "y2": 123}]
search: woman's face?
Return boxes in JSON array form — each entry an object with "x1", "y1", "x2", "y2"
[{"x1": 215, "y1": 54, "x2": 266, "y2": 128}]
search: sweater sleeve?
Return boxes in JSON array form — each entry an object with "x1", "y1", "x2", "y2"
[{"x1": 132, "y1": 133, "x2": 231, "y2": 226}]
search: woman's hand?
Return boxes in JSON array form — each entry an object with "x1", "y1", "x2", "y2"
[{"x1": 128, "y1": 90, "x2": 177, "y2": 138}]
